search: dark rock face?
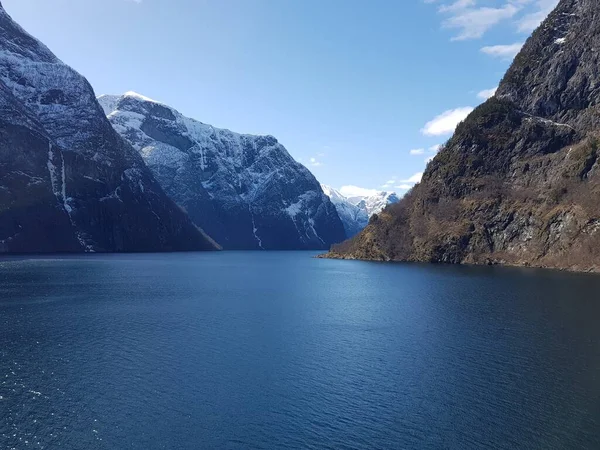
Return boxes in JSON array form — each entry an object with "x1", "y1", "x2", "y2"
[
  {"x1": 99, "y1": 93, "x2": 346, "y2": 250},
  {"x1": 497, "y1": 0, "x2": 599, "y2": 130},
  {"x1": 0, "y1": 5, "x2": 217, "y2": 253},
  {"x1": 327, "y1": 0, "x2": 600, "y2": 272},
  {"x1": 0, "y1": 82, "x2": 81, "y2": 252}
]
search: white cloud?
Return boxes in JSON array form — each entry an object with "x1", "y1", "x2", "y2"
[
  {"x1": 309, "y1": 157, "x2": 323, "y2": 167},
  {"x1": 439, "y1": 0, "x2": 476, "y2": 14},
  {"x1": 421, "y1": 107, "x2": 473, "y2": 136},
  {"x1": 477, "y1": 86, "x2": 498, "y2": 99},
  {"x1": 425, "y1": 0, "x2": 559, "y2": 41},
  {"x1": 424, "y1": 144, "x2": 442, "y2": 163},
  {"x1": 441, "y1": 3, "x2": 521, "y2": 41},
  {"x1": 126, "y1": 0, "x2": 143, "y2": 3},
  {"x1": 401, "y1": 172, "x2": 424, "y2": 184},
  {"x1": 342, "y1": 172, "x2": 422, "y2": 196},
  {"x1": 339, "y1": 185, "x2": 379, "y2": 198},
  {"x1": 381, "y1": 178, "x2": 398, "y2": 188},
  {"x1": 480, "y1": 42, "x2": 523, "y2": 59},
  {"x1": 410, "y1": 148, "x2": 425, "y2": 155},
  {"x1": 517, "y1": 0, "x2": 559, "y2": 32}
]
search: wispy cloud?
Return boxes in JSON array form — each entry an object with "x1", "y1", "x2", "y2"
[
  {"x1": 425, "y1": 144, "x2": 442, "y2": 163},
  {"x1": 421, "y1": 107, "x2": 473, "y2": 136},
  {"x1": 477, "y1": 86, "x2": 498, "y2": 99},
  {"x1": 410, "y1": 144, "x2": 442, "y2": 160},
  {"x1": 480, "y1": 42, "x2": 523, "y2": 59},
  {"x1": 401, "y1": 172, "x2": 424, "y2": 184},
  {"x1": 339, "y1": 186, "x2": 379, "y2": 197},
  {"x1": 517, "y1": 0, "x2": 559, "y2": 32},
  {"x1": 439, "y1": 2, "x2": 521, "y2": 41},
  {"x1": 381, "y1": 177, "x2": 398, "y2": 188},
  {"x1": 351, "y1": 170, "x2": 425, "y2": 195},
  {"x1": 306, "y1": 149, "x2": 328, "y2": 168},
  {"x1": 308, "y1": 157, "x2": 323, "y2": 167},
  {"x1": 425, "y1": 0, "x2": 559, "y2": 41}
]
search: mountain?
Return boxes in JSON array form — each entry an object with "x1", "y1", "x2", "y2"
[
  {"x1": 98, "y1": 92, "x2": 346, "y2": 250},
  {"x1": 321, "y1": 185, "x2": 369, "y2": 237},
  {"x1": 346, "y1": 191, "x2": 400, "y2": 217},
  {"x1": 0, "y1": 3, "x2": 217, "y2": 253},
  {"x1": 321, "y1": 185, "x2": 398, "y2": 237},
  {"x1": 326, "y1": 0, "x2": 600, "y2": 272}
]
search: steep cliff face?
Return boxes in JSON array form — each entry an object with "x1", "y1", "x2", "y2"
[
  {"x1": 327, "y1": 0, "x2": 600, "y2": 272},
  {"x1": 0, "y1": 81, "x2": 82, "y2": 252},
  {"x1": 99, "y1": 93, "x2": 346, "y2": 250},
  {"x1": 0, "y1": 5, "x2": 217, "y2": 252}
]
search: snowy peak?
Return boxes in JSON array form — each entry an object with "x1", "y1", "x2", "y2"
[
  {"x1": 123, "y1": 91, "x2": 160, "y2": 103},
  {"x1": 321, "y1": 185, "x2": 399, "y2": 237},
  {"x1": 101, "y1": 92, "x2": 346, "y2": 249},
  {"x1": 98, "y1": 92, "x2": 168, "y2": 116},
  {"x1": 349, "y1": 191, "x2": 400, "y2": 217},
  {"x1": 97, "y1": 94, "x2": 120, "y2": 116},
  {"x1": 321, "y1": 185, "x2": 347, "y2": 204},
  {"x1": 0, "y1": 4, "x2": 217, "y2": 253}
]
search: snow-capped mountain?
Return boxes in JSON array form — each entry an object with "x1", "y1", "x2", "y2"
[
  {"x1": 0, "y1": 4, "x2": 217, "y2": 253},
  {"x1": 321, "y1": 185, "x2": 369, "y2": 238},
  {"x1": 321, "y1": 185, "x2": 399, "y2": 237},
  {"x1": 347, "y1": 191, "x2": 400, "y2": 217},
  {"x1": 98, "y1": 92, "x2": 346, "y2": 250}
]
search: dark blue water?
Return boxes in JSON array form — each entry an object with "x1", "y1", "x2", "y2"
[{"x1": 1, "y1": 252, "x2": 599, "y2": 449}]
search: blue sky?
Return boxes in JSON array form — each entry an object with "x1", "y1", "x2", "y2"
[{"x1": 4, "y1": 0, "x2": 557, "y2": 197}]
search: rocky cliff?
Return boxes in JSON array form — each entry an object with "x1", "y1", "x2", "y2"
[
  {"x1": 0, "y1": 4, "x2": 217, "y2": 252},
  {"x1": 99, "y1": 92, "x2": 346, "y2": 250},
  {"x1": 326, "y1": 0, "x2": 600, "y2": 272}
]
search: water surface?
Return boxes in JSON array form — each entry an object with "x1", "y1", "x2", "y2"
[{"x1": 1, "y1": 252, "x2": 599, "y2": 449}]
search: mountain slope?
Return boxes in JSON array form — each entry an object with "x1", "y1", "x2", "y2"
[
  {"x1": 0, "y1": 80, "x2": 82, "y2": 252},
  {"x1": 327, "y1": 0, "x2": 600, "y2": 272},
  {"x1": 321, "y1": 185, "x2": 369, "y2": 237},
  {"x1": 99, "y1": 92, "x2": 346, "y2": 250},
  {"x1": 0, "y1": 4, "x2": 217, "y2": 252},
  {"x1": 346, "y1": 191, "x2": 400, "y2": 217},
  {"x1": 321, "y1": 185, "x2": 399, "y2": 237}
]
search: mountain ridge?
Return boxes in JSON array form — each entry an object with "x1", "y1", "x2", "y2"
[
  {"x1": 321, "y1": 185, "x2": 399, "y2": 237},
  {"x1": 325, "y1": 0, "x2": 600, "y2": 273},
  {"x1": 0, "y1": 4, "x2": 218, "y2": 253},
  {"x1": 99, "y1": 92, "x2": 346, "y2": 250}
]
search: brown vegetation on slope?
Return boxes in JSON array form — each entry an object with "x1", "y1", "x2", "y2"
[{"x1": 326, "y1": 0, "x2": 600, "y2": 275}]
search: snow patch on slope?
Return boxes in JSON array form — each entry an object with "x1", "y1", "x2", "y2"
[
  {"x1": 99, "y1": 92, "x2": 346, "y2": 249},
  {"x1": 322, "y1": 184, "x2": 399, "y2": 237}
]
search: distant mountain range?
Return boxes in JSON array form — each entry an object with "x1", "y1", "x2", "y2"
[
  {"x1": 321, "y1": 185, "x2": 399, "y2": 237},
  {"x1": 98, "y1": 92, "x2": 346, "y2": 250}
]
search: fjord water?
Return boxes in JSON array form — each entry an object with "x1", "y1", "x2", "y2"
[{"x1": 1, "y1": 253, "x2": 599, "y2": 449}]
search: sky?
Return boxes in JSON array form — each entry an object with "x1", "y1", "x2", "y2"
[{"x1": 4, "y1": 0, "x2": 558, "y2": 197}]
